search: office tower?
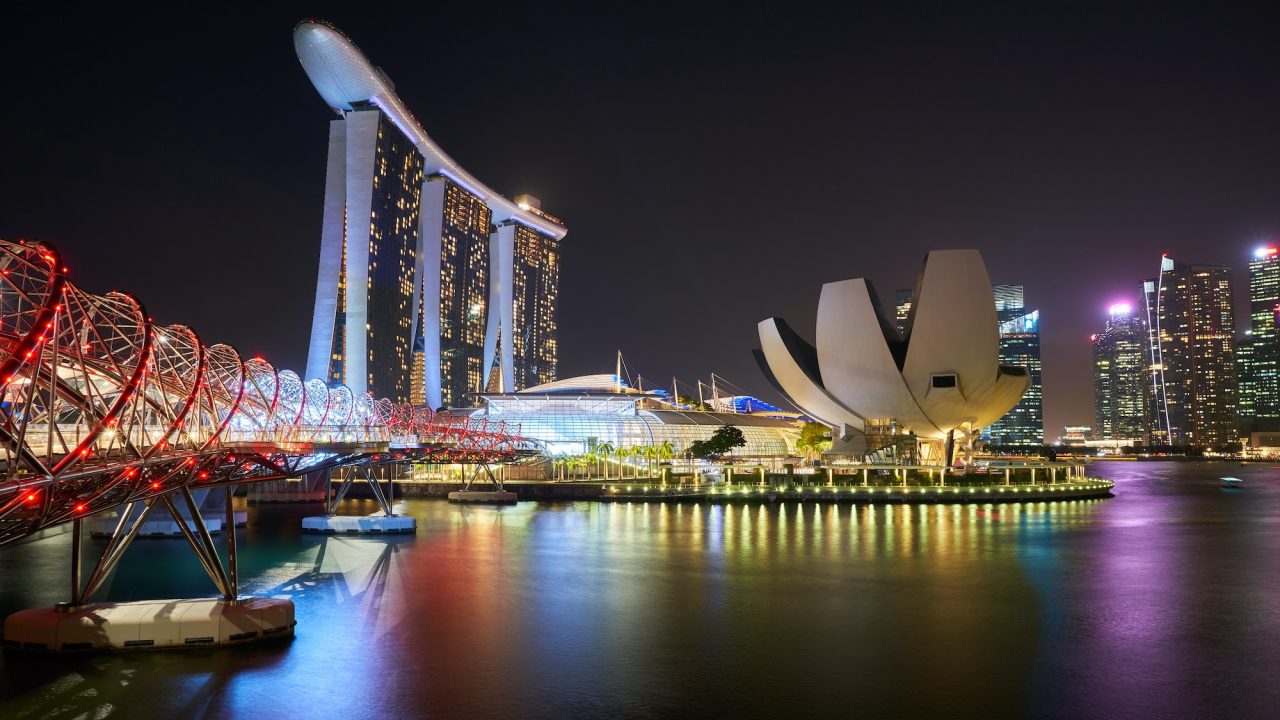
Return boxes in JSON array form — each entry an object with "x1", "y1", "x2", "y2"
[
  {"x1": 1092, "y1": 303, "x2": 1146, "y2": 441},
  {"x1": 987, "y1": 284, "x2": 1043, "y2": 444},
  {"x1": 894, "y1": 288, "x2": 913, "y2": 335},
  {"x1": 295, "y1": 21, "x2": 566, "y2": 406},
  {"x1": 1238, "y1": 246, "x2": 1280, "y2": 431},
  {"x1": 1141, "y1": 255, "x2": 1238, "y2": 446}
]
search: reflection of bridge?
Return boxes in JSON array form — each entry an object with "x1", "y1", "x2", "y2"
[{"x1": 0, "y1": 238, "x2": 535, "y2": 631}]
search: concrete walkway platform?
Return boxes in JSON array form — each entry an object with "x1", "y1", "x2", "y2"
[
  {"x1": 301, "y1": 504, "x2": 416, "y2": 534},
  {"x1": 2, "y1": 597, "x2": 294, "y2": 653},
  {"x1": 448, "y1": 491, "x2": 518, "y2": 504},
  {"x1": 87, "y1": 511, "x2": 248, "y2": 538}
]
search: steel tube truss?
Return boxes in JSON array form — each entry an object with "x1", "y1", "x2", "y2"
[{"x1": 0, "y1": 238, "x2": 538, "y2": 547}]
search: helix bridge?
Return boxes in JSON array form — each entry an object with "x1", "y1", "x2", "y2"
[{"x1": 0, "y1": 237, "x2": 536, "y2": 551}]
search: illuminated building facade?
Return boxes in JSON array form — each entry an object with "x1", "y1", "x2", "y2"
[
  {"x1": 296, "y1": 21, "x2": 566, "y2": 406},
  {"x1": 894, "y1": 288, "x2": 913, "y2": 334},
  {"x1": 508, "y1": 217, "x2": 560, "y2": 389},
  {"x1": 1239, "y1": 246, "x2": 1280, "y2": 431},
  {"x1": 305, "y1": 106, "x2": 424, "y2": 401},
  {"x1": 475, "y1": 375, "x2": 798, "y2": 459},
  {"x1": 987, "y1": 285, "x2": 1043, "y2": 445},
  {"x1": 419, "y1": 177, "x2": 493, "y2": 407},
  {"x1": 1092, "y1": 304, "x2": 1146, "y2": 441},
  {"x1": 1141, "y1": 256, "x2": 1238, "y2": 446}
]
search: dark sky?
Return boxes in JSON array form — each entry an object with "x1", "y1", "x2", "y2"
[{"x1": 4, "y1": 3, "x2": 1280, "y2": 436}]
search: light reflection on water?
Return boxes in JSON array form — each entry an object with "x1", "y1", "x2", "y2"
[{"x1": 0, "y1": 462, "x2": 1278, "y2": 719}]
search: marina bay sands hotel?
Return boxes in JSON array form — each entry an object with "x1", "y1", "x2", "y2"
[{"x1": 295, "y1": 20, "x2": 566, "y2": 407}]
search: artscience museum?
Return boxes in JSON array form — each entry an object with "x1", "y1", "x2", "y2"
[{"x1": 755, "y1": 249, "x2": 1029, "y2": 464}]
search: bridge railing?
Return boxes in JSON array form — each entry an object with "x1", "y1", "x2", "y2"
[{"x1": 222, "y1": 425, "x2": 391, "y2": 447}]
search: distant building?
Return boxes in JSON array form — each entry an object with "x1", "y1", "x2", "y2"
[
  {"x1": 1092, "y1": 303, "x2": 1146, "y2": 441},
  {"x1": 474, "y1": 375, "x2": 799, "y2": 459},
  {"x1": 1238, "y1": 246, "x2": 1280, "y2": 431},
  {"x1": 987, "y1": 284, "x2": 1044, "y2": 445},
  {"x1": 894, "y1": 288, "x2": 913, "y2": 335},
  {"x1": 1059, "y1": 426, "x2": 1092, "y2": 445},
  {"x1": 1141, "y1": 255, "x2": 1238, "y2": 446}
]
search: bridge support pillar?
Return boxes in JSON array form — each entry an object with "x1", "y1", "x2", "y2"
[
  {"x1": 302, "y1": 465, "x2": 416, "y2": 535},
  {"x1": 448, "y1": 463, "x2": 517, "y2": 504},
  {"x1": 5, "y1": 486, "x2": 296, "y2": 653}
]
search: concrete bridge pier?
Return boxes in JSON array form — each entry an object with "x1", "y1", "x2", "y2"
[
  {"x1": 3, "y1": 484, "x2": 294, "y2": 653},
  {"x1": 301, "y1": 464, "x2": 415, "y2": 534}
]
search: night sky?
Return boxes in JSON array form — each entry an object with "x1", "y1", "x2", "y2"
[{"x1": 4, "y1": 3, "x2": 1280, "y2": 436}]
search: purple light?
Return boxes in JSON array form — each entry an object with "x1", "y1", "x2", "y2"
[{"x1": 1108, "y1": 303, "x2": 1132, "y2": 316}]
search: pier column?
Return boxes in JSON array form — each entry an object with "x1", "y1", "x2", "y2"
[{"x1": 69, "y1": 517, "x2": 83, "y2": 607}]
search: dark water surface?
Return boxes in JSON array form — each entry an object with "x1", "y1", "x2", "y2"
[{"x1": 1, "y1": 462, "x2": 1278, "y2": 719}]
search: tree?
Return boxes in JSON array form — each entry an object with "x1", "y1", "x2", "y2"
[
  {"x1": 796, "y1": 422, "x2": 832, "y2": 461},
  {"x1": 595, "y1": 442, "x2": 615, "y2": 480},
  {"x1": 687, "y1": 426, "x2": 747, "y2": 460}
]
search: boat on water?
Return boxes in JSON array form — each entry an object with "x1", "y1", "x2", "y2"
[{"x1": 1221, "y1": 477, "x2": 1244, "y2": 488}]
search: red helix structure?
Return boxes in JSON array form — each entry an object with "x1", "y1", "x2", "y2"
[{"x1": 0, "y1": 239, "x2": 534, "y2": 546}]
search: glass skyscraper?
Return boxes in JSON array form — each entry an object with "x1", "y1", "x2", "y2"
[
  {"x1": 1239, "y1": 246, "x2": 1280, "y2": 432},
  {"x1": 1092, "y1": 304, "x2": 1145, "y2": 441},
  {"x1": 1141, "y1": 255, "x2": 1238, "y2": 447},
  {"x1": 987, "y1": 284, "x2": 1043, "y2": 445},
  {"x1": 894, "y1": 288, "x2": 913, "y2": 335}
]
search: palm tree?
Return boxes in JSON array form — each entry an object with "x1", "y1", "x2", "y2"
[
  {"x1": 618, "y1": 446, "x2": 630, "y2": 479},
  {"x1": 596, "y1": 442, "x2": 615, "y2": 480},
  {"x1": 656, "y1": 441, "x2": 675, "y2": 484}
]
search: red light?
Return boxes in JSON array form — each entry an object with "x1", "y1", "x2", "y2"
[
  {"x1": 74, "y1": 504, "x2": 86, "y2": 513},
  {"x1": 25, "y1": 492, "x2": 37, "y2": 503},
  {"x1": 150, "y1": 482, "x2": 160, "y2": 490}
]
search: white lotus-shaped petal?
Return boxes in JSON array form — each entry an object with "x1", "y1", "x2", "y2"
[{"x1": 757, "y1": 249, "x2": 1028, "y2": 441}]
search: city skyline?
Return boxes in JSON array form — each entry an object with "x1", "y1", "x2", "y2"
[{"x1": 5, "y1": 6, "x2": 1280, "y2": 432}]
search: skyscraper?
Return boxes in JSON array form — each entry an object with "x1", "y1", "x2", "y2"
[
  {"x1": 1141, "y1": 255, "x2": 1238, "y2": 446},
  {"x1": 987, "y1": 284, "x2": 1044, "y2": 445},
  {"x1": 894, "y1": 288, "x2": 913, "y2": 335},
  {"x1": 1238, "y1": 246, "x2": 1280, "y2": 432},
  {"x1": 295, "y1": 21, "x2": 566, "y2": 405},
  {"x1": 1092, "y1": 303, "x2": 1145, "y2": 441},
  {"x1": 306, "y1": 106, "x2": 424, "y2": 401}
]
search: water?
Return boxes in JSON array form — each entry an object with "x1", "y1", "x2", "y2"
[{"x1": 0, "y1": 462, "x2": 1277, "y2": 719}]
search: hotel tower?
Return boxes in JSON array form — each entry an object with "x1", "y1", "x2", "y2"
[{"x1": 295, "y1": 21, "x2": 566, "y2": 406}]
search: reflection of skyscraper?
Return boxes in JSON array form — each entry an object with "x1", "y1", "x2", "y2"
[
  {"x1": 295, "y1": 21, "x2": 566, "y2": 406},
  {"x1": 1239, "y1": 246, "x2": 1280, "y2": 431},
  {"x1": 1092, "y1": 304, "x2": 1145, "y2": 440},
  {"x1": 1141, "y1": 255, "x2": 1238, "y2": 446},
  {"x1": 988, "y1": 284, "x2": 1043, "y2": 444}
]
